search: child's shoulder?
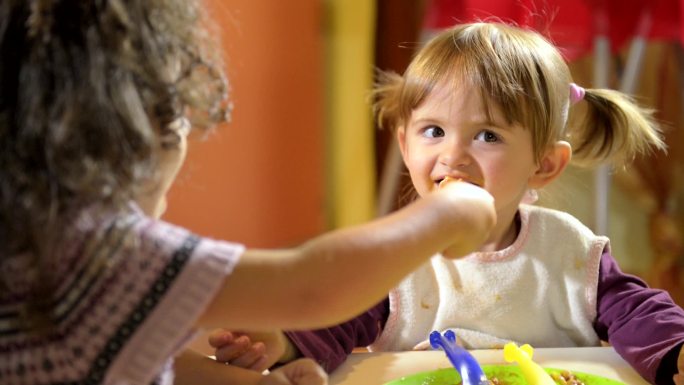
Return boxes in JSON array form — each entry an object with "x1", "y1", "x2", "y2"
[
  {"x1": 520, "y1": 204, "x2": 598, "y2": 238},
  {"x1": 66, "y1": 202, "x2": 244, "y2": 271},
  {"x1": 66, "y1": 203, "x2": 197, "y2": 258},
  {"x1": 520, "y1": 204, "x2": 610, "y2": 259}
]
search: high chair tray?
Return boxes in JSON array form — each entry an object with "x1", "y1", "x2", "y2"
[{"x1": 329, "y1": 347, "x2": 648, "y2": 385}]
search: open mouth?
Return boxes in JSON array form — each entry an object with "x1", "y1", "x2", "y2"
[{"x1": 435, "y1": 176, "x2": 482, "y2": 188}]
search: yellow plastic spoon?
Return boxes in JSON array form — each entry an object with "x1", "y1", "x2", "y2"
[{"x1": 503, "y1": 342, "x2": 556, "y2": 385}]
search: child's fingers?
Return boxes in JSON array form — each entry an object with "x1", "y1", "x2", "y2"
[
  {"x1": 208, "y1": 328, "x2": 235, "y2": 347},
  {"x1": 228, "y1": 341, "x2": 267, "y2": 369},
  {"x1": 214, "y1": 335, "x2": 251, "y2": 363},
  {"x1": 248, "y1": 350, "x2": 271, "y2": 372}
]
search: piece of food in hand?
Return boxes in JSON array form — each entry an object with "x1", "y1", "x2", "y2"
[{"x1": 439, "y1": 176, "x2": 462, "y2": 189}]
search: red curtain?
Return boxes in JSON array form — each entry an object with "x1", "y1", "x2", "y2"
[{"x1": 423, "y1": 0, "x2": 681, "y2": 60}]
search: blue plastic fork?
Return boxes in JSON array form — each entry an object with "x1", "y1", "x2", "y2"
[{"x1": 429, "y1": 330, "x2": 492, "y2": 385}]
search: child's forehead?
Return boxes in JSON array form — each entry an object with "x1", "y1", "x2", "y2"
[
  {"x1": 411, "y1": 80, "x2": 512, "y2": 128},
  {"x1": 421, "y1": 78, "x2": 481, "y2": 105},
  {"x1": 422, "y1": 76, "x2": 501, "y2": 109},
  {"x1": 407, "y1": 60, "x2": 487, "y2": 101}
]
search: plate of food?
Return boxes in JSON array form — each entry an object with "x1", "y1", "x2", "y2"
[
  {"x1": 402, "y1": 332, "x2": 627, "y2": 385},
  {"x1": 383, "y1": 365, "x2": 627, "y2": 385}
]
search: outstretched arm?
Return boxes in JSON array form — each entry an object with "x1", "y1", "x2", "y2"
[{"x1": 197, "y1": 181, "x2": 495, "y2": 331}]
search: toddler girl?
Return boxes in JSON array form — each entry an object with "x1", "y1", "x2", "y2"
[{"x1": 212, "y1": 22, "x2": 684, "y2": 385}]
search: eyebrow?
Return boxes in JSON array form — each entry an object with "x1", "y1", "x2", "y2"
[{"x1": 409, "y1": 115, "x2": 512, "y2": 131}]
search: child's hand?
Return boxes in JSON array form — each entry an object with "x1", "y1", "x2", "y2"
[
  {"x1": 437, "y1": 178, "x2": 496, "y2": 258},
  {"x1": 258, "y1": 358, "x2": 327, "y2": 385},
  {"x1": 209, "y1": 329, "x2": 292, "y2": 372},
  {"x1": 674, "y1": 345, "x2": 684, "y2": 385}
]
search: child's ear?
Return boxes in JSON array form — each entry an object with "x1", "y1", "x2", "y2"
[
  {"x1": 396, "y1": 126, "x2": 408, "y2": 160},
  {"x1": 528, "y1": 141, "x2": 572, "y2": 189}
]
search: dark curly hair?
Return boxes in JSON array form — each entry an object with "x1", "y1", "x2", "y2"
[{"x1": 0, "y1": 0, "x2": 229, "y2": 324}]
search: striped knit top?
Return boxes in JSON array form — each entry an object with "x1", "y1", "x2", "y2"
[{"x1": 0, "y1": 204, "x2": 243, "y2": 385}]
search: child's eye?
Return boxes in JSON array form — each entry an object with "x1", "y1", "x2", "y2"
[
  {"x1": 474, "y1": 130, "x2": 499, "y2": 143},
  {"x1": 423, "y1": 126, "x2": 445, "y2": 138}
]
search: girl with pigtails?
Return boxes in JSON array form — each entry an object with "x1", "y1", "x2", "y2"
[{"x1": 211, "y1": 22, "x2": 684, "y2": 385}]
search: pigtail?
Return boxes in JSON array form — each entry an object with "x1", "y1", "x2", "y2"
[
  {"x1": 569, "y1": 88, "x2": 666, "y2": 168},
  {"x1": 372, "y1": 70, "x2": 406, "y2": 132}
]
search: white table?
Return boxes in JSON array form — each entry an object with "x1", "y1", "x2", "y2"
[{"x1": 329, "y1": 347, "x2": 648, "y2": 385}]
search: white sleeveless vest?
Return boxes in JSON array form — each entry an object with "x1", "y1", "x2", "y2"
[{"x1": 370, "y1": 204, "x2": 609, "y2": 351}]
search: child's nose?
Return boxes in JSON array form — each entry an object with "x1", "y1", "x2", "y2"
[{"x1": 439, "y1": 142, "x2": 471, "y2": 168}]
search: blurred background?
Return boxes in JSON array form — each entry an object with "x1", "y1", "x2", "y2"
[{"x1": 165, "y1": 0, "x2": 683, "y2": 306}]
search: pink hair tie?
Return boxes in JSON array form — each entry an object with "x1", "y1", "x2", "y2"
[{"x1": 569, "y1": 83, "x2": 585, "y2": 104}]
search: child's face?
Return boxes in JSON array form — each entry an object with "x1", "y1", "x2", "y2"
[{"x1": 397, "y1": 81, "x2": 540, "y2": 218}]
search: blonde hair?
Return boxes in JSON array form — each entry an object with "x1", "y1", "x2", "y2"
[{"x1": 374, "y1": 22, "x2": 665, "y2": 166}]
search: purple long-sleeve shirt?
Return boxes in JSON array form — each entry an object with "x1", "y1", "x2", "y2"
[{"x1": 285, "y1": 251, "x2": 684, "y2": 385}]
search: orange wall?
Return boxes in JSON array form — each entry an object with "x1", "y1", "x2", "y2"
[{"x1": 164, "y1": 0, "x2": 325, "y2": 248}]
